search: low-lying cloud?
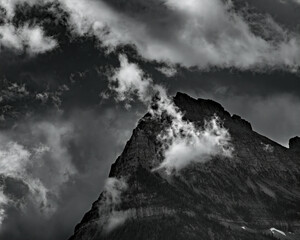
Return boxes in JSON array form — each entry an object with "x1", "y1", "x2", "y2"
[
  {"x1": 101, "y1": 177, "x2": 129, "y2": 233},
  {"x1": 103, "y1": 177, "x2": 128, "y2": 206},
  {"x1": 158, "y1": 117, "x2": 232, "y2": 173}
]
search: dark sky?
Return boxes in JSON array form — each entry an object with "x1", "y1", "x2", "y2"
[{"x1": 0, "y1": 0, "x2": 300, "y2": 240}]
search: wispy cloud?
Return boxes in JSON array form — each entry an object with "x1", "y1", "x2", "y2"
[
  {"x1": 101, "y1": 177, "x2": 129, "y2": 233},
  {"x1": 103, "y1": 177, "x2": 128, "y2": 206}
]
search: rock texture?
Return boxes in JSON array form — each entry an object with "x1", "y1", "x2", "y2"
[
  {"x1": 289, "y1": 137, "x2": 300, "y2": 153},
  {"x1": 69, "y1": 93, "x2": 300, "y2": 240}
]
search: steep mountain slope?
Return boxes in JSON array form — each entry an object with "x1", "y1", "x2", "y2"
[{"x1": 69, "y1": 93, "x2": 300, "y2": 240}]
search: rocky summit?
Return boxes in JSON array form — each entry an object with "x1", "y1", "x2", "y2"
[{"x1": 69, "y1": 93, "x2": 300, "y2": 240}]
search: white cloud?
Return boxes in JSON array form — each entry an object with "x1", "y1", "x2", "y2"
[
  {"x1": 108, "y1": 54, "x2": 176, "y2": 113},
  {"x1": 103, "y1": 177, "x2": 128, "y2": 206},
  {"x1": 0, "y1": 24, "x2": 23, "y2": 50},
  {"x1": 104, "y1": 210, "x2": 132, "y2": 233},
  {"x1": 0, "y1": 141, "x2": 31, "y2": 177},
  {"x1": 157, "y1": 116, "x2": 232, "y2": 173},
  {"x1": 0, "y1": 23, "x2": 57, "y2": 54},
  {"x1": 109, "y1": 54, "x2": 153, "y2": 105},
  {"x1": 24, "y1": 25, "x2": 57, "y2": 54}
]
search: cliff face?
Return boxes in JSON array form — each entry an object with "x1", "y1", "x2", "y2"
[{"x1": 69, "y1": 93, "x2": 300, "y2": 240}]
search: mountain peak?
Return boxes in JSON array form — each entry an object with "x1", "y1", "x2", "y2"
[
  {"x1": 174, "y1": 92, "x2": 252, "y2": 130},
  {"x1": 174, "y1": 92, "x2": 227, "y2": 116},
  {"x1": 69, "y1": 92, "x2": 300, "y2": 240}
]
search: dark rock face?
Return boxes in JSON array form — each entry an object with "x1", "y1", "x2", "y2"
[
  {"x1": 69, "y1": 93, "x2": 300, "y2": 240},
  {"x1": 289, "y1": 137, "x2": 300, "y2": 152}
]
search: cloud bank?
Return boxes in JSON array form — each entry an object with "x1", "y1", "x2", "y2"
[
  {"x1": 1, "y1": 0, "x2": 300, "y2": 69},
  {"x1": 63, "y1": 0, "x2": 300, "y2": 70}
]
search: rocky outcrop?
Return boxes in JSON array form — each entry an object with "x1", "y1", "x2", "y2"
[
  {"x1": 69, "y1": 93, "x2": 300, "y2": 240},
  {"x1": 289, "y1": 136, "x2": 300, "y2": 153}
]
